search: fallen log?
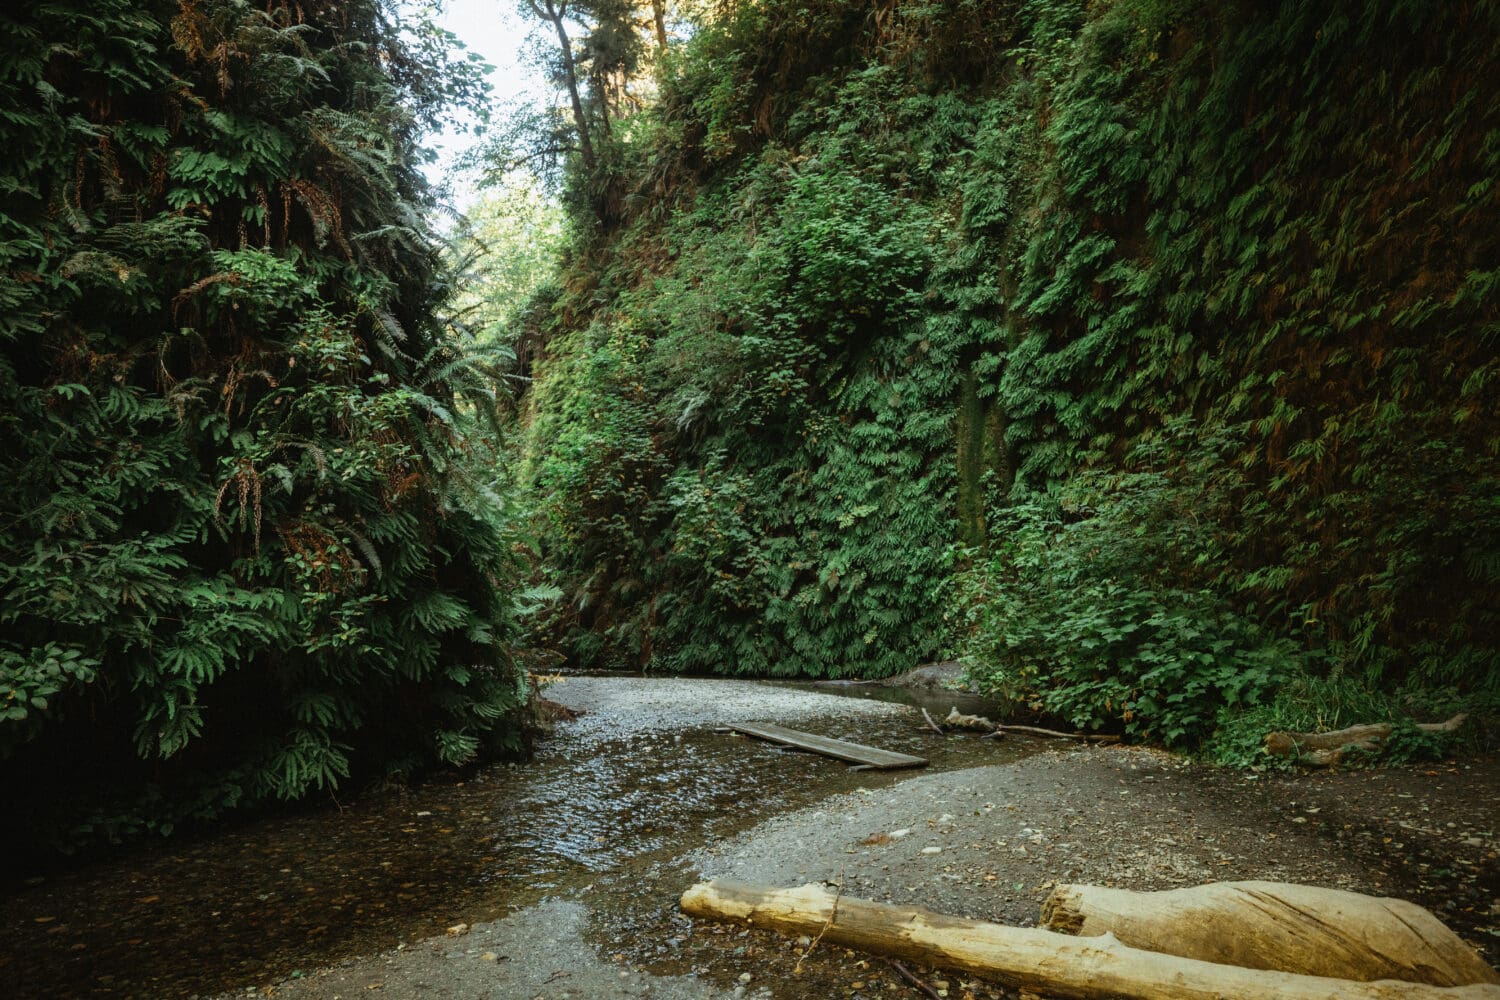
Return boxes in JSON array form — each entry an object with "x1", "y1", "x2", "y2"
[
  {"x1": 934, "y1": 705, "x2": 1121, "y2": 741},
  {"x1": 679, "y1": 880, "x2": 1500, "y2": 1000},
  {"x1": 1040, "y1": 881, "x2": 1499, "y2": 988},
  {"x1": 980, "y1": 724, "x2": 1121, "y2": 742},
  {"x1": 1265, "y1": 714, "x2": 1468, "y2": 766},
  {"x1": 943, "y1": 707, "x2": 997, "y2": 732}
]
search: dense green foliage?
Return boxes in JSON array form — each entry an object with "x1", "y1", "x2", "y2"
[
  {"x1": 0, "y1": 0, "x2": 528, "y2": 850},
  {"x1": 959, "y1": 423, "x2": 1293, "y2": 746},
  {"x1": 448, "y1": 173, "x2": 566, "y2": 375},
  {"x1": 516, "y1": 0, "x2": 1499, "y2": 744}
]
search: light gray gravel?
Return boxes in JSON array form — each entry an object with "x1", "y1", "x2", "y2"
[
  {"x1": 690, "y1": 745, "x2": 1381, "y2": 928},
  {"x1": 217, "y1": 680, "x2": 1496, "y2": 1000},
  {"x1": 543, "y1": 675, "x2": 908, "y2": 739},
  {"x1": 215, "y1": 677, "x2": 911, "y2": 1000}
]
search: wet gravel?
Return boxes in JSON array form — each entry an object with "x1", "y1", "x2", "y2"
[
  {"x1": 4, "y1": 677, "x2": 1494, "y2": 1000},
  {"x1": 0, "y1": 677, "x2": 1012, "y2": 999},
  {"x1": 251, "y1": 686, "x2": 1498, "y2": 1000}
]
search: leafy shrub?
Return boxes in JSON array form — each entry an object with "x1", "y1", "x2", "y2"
[
  {"x1": 516, "y1": 0, "x2": 1500, "y2": 729},
  {"x1": 961, "y1": 425, "x2": 1296, "y2": 746},
  {"x1": 0, "y1": 0, "x2": 528, "y2": 853},
  {"x1": 1205, "y1": 674, "x2": 1486, "y2": 770},
  {"x1": 522, "y1": 59, "x2": 962, "y2": 676}
]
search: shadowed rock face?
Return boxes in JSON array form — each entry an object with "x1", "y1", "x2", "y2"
[
  {"x1": 815, "y1": 662, "x2": 973, "y2": 692},
  {"x1": 883, "y1": 662, "x2": 973, "y2": 691}
]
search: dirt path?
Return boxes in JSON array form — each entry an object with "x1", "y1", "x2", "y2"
[{"x1": 248, "y1": 681, "x2": 1498, "y2": 1000}]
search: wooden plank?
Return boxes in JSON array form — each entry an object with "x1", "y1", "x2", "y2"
[{"x1": 726, "y1": 722, "x2": 927, "y2": 770}]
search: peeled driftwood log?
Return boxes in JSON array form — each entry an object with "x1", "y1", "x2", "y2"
[
  {"x1": 680, "y1": 880, "x2": 1500, "y2": 1000},
  {"x1": 943, "y1": 707, "x2": 996, "y2": 731},
  {"x1": 1041, "y1": 881, "x2": 1500, "y2": 987},
  {"x1": 1266, "y1": 714, "x2": 1468, "y2": 766},
  {"x1": 941, "y1": 706, "x2": 1122, "y2": 741}
]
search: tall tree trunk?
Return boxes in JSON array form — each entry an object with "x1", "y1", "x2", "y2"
[
  {"x1": 595, "y1": 68, "x2": 615, "y2": 140},
  {"x1": 537, "y1": 0, "x2": 595, "y2": 172},
  {"x1": 651, "y1": 0, "x2": 668, "y2": 54}
]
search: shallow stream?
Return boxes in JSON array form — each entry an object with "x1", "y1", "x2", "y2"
[{"x1": 0, "y1": 677, "x2": 1021, "y2": 999}]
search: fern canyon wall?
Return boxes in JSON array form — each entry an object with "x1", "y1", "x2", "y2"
[
  {"x1": 2, "y1": 0, "x2": 1497, "y2": 856},
  {"x1": 0, "y1": 0, "x2": 527, "y2": 853},
  {"x1": 517, "y1": 0, "x2": 1498, "y2": 748}
]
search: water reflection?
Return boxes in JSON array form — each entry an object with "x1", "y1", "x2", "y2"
[{"x1": 0, "y1": 677, "x2": 1016, "y2": 998}]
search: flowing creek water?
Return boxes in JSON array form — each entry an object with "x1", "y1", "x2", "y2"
[{"x1": 1, "y1": 676, "x2": 1026, "y2": 999}]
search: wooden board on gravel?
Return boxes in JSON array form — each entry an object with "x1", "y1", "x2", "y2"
[{"x1": 726, "y1": 722, "x2": 928, "y2": 770}]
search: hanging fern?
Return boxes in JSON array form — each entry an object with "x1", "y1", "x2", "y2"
[
  {"x1": 0, "y1": 0, "x2": 528, "y2": 855},
  {"x1": 515, "y1": 0, "x2": 1498, "y2": 740}
]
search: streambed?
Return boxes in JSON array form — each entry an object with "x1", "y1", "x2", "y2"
[
  {"x1": 5, "y1": 676, "x2": 1494, "y2": 1000},
  {"x1": 0, "y1": 676, "x2": 1019, "y2": 999}
]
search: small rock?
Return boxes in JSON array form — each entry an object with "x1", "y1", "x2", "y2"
[
  {"x1": 739, "y1": 972, "x2": 753, "y2": 984},
  {"x1": 481, "y1": 952, "x2": 498, "y2": 962},
  {"x1": 1463, "y1": 837, "x2": 1483, "y2": 846},
  {"x1": 445, "y1": 923, "x2": 469, "y2": 937},
  {"x1": 921, "y1": 846, "x2": 942, "y2": 855}
]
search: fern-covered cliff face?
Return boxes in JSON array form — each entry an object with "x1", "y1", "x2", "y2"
[
  {"x1": 520, "y1": 0, "x2": 1498, "y2": 738},
  {"x1": 0, "y1": 0, "x2": 526, "y2": 851}
]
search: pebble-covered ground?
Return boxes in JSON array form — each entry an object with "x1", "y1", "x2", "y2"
[{"x1": 243, "y1": 679, "x2": 1498, "y2": 1000}]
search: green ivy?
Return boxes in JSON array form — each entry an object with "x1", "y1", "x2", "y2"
[{"x1": 958, "y1": 423, "x2": 1294, "y2": 746}]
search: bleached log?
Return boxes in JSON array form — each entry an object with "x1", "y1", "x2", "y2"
[
  {"x1": 943, "y1": 706, "x2": 996, "y2": 731},
  {"x1": 679, "y1": 880, "x2": 1500, "y2": 1000},
  {"x1": 1041, "y1": 881, "x2": 1499, "y2": 987},
  {"x1": 1265, "y1": 714, "x2": 1468, "y2": 766}
]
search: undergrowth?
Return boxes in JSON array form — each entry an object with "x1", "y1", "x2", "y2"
[
  {"x1": 0, "y1": 0, "x2": 530, "y2": 853},
  {"x1": 512, "y1": 0, "x2": 1498, "y2": 759}
]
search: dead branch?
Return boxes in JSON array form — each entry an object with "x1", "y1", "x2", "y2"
[
  {"x1": 888, "y1": 958, "x2": 944, "y2": 999},
  {"x1": 982, "y1": 724, "x2": 1121, "y2": 742},
  {"x1": 794, "y1": 875, "x2": 843, "y2": 974},
  {"x1": 920, "y1": 707, "x2": 945, "y2": 735}
]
